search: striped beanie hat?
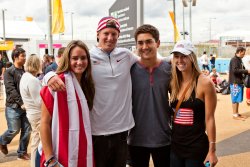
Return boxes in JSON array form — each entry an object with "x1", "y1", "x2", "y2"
[{"x1": 96, "y1": 16, "x2": 120, "y2": 32}]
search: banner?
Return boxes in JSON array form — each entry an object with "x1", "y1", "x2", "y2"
[
  {"x1": 0, "y1": 41, "x2": 14, "y2": 51},
  {"x1": 169, "y1": 11, "x2": 180, "y2": 42},
  {"x1": 52, "y1": 0, "x2": 65, "y2": 34}
]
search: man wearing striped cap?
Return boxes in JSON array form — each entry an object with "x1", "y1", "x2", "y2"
[{"x1": 44, "y1": 16, "x2": 138, "y2": 167}]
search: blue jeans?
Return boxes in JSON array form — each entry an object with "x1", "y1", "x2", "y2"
[
  {"x1": 0, "y1": 107, "x2": 31, "y2": 156},
  {"x1": 170, "y1": 150, "x2": 205, "y2": 167}
]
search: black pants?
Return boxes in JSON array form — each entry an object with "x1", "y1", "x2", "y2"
[
  {"x1": 92, "y1": 131, "x2": 128, "y2": 167},
  {"x1": 128, "y1": 145, "x2": 170, "y2": 167},
  {"x1": 170, "y1": 150, "x2": 205, "y2": 167}
]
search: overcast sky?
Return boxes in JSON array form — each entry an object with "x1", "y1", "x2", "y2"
[{"x1": 1, "y1": 0, "x2": 250, "y2": 43}]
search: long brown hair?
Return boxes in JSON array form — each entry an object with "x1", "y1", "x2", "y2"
[
  {"x1": 170, "y1": 52, "x2": 201, "y2": 102},
  {"x1": 57, "y1": 40, "x2": 95, "y2": 110}
]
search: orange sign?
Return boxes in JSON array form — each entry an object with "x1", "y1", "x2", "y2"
[{"x1": 0, "y1": 41, "x2": 14, "y2": 50}]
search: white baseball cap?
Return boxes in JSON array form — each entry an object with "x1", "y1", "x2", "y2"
[{"x1": 171, "y1": 40, "x2": 195, "y2": 55}]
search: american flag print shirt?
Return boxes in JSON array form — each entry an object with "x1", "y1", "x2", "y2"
[{"x1": 174, "y1": 108, "x2": 194, "y2": 125}]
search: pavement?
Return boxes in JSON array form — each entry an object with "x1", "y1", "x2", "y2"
[{"x1": 0, "y1": 75, "x2": 250, "y2": 167}]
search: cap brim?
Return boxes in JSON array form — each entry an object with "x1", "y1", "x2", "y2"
[{"x1": 171, "y1": 48, "x2": 191, "y2": 55}]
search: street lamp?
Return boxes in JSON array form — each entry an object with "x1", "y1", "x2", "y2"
[
  {"x1": 182, "y1": 0, "x2": 196, "y2": 41},
  {"x1": 1, "y1": 9, "x2": 7, "y2": 42},
  {"x1": 182, "y1": 0, "x2": 188, "y2": 39},
  {"x1": 65, "y1": 12, "x2": 74, "y2": 40},
  {"x1": 209, "y1": 17, "x2": 216, "y2": 41}
]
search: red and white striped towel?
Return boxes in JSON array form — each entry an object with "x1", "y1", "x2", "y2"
[{"x1": 40, "y1": 72, "x2": 94, "y2": 167}]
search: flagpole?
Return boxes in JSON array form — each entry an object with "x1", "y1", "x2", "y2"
[{"x1": 47, "y1": 0, "x2": 53, "y2": 55}]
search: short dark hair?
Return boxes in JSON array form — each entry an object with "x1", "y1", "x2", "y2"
[
  {"x1": 11, "y1": 48, "x2": 25, "y2": 62},
  {"x1": 134, "y1": 24, "x2": 159, "y2": 42},
  {"x1": 236, "y1": 46, "x2": 246, "y2": 54}
]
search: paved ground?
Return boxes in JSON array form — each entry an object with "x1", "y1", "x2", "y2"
[{"x1": 0, "y1": 74, "x2": 250, "y2": 167}]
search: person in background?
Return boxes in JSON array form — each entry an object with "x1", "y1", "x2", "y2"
[
  {"x1": 44, "y1": 47, "x2": 66, "y2": 76},
  {"x1": 210, "y1": 53, "x2": 216, "y2": 69},
  {"x1": 0, "y1": 53, "x2": 5, "y2": 79},
  {"x1": 127, "y1": 24, "x2": 171, "y2": 167},
  {"x1": 229, "y1": 47, "x2": 249, "y2": 120},
  {"x1": 242, "y1": 54, "x2": 250, "y2": 105},
  {"x1": 40, "y1": 40, "x2": 95, "y2": 167},
  {"x1": 170, "y1": 40, "x2": 218, "y2": 167},
  {"x1": 20, "y1": 54, "x2": 42, "y2": 167},
  {"x1": 0, "y1": 48, "x2": 31, "y2": 160},
  {"x1": 209, "y1": 68, "x2": 222, "y2": 85},
  {"x1": 42, "y1": 54, "x2": 50, "y2": 74},
  {"x1": 200, "y1": 51, "x2": 210, "y2": 71},
  {"x1": 55, "y1": 47, "x2": 66, "y2": 66},
  {"x1": 44, "y1": 55, "x2": 57, "y2": 74},
  {"x1": 43, "y1": 16, "x2": 138, "y2": 167},
  {"x1": 209, "y1": 68, "x2": 223, "y2": 93}
]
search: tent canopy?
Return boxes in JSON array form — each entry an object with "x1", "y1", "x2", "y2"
[{"x1": 0, "y1": 20, "x2": 45, "y2": 39}]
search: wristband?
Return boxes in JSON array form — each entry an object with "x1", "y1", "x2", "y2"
[
  {"x1": 209, "y1": 141, "x2": 216, "y2": 144},
  {"x1": 49, "y1": 161, "x2": 58, "y2": 167},
  {"x1": 45, "y1": 155, "x2": 55, "y2": 167}
]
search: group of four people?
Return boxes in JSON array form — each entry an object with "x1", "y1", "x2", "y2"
[
  {"x1": 0, "y1": 16, "x2": 218, "y2": 167},
  {"x1": 43, "y1": 16, "x2": 218, "y2": 167}
]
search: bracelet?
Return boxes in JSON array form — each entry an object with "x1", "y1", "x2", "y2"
[
  {"x1": 49, "y1": 161, "x2": 58, "y2": 167},
  {"x1": 45, "y1": 155, "x2": 55, "y2": 167},
  {"x1": 209, "y1": 141, "x2": 216, "y2": 144}
]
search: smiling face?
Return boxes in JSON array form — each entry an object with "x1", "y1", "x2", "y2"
[
  {"x1": 136, "y1": 33, "x2": 160, "y2": 60},
  {"x1": 173, "y1": 52, "x2": 192, "y2": 72},
  {"x1": 97, "y1": 28, "x2": 119, "y2": 53},
  {"x1": 70, "y1": 46, "x2": 88, "y2": 81}
]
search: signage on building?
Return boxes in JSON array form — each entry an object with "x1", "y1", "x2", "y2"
[
  {"x1": 0, "y1": 41, "x2": 14, "y2": 50},
  {"x1": 109, "y1": 0, "x2": 143, "y2": 49},
  {"x1": 39, "y1": 43, "x2": 62, "y2": 49}
]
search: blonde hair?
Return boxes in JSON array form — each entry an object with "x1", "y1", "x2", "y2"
[
  {"x1": 25, "y1": 54, "x2": 41, "y2": 75},
  {"x1": 170, "y1": 52, "x2": 201, "y2": 102}
]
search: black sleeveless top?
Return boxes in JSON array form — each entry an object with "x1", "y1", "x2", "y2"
[{"x1": 170, "y1": 90, "x2": 209, "y2": 160}]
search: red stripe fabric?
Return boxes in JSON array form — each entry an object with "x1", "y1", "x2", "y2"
[
  {"x1": 57, "y1": 76, "x2": 69, "y2": 167},
  {"x1": 40, "y1": 86, "x2": 54, "y2": 116}
]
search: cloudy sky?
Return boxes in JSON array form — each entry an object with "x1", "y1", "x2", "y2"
[{"x1": 1, "y1": 0, "x2": 250, "y2": 43}]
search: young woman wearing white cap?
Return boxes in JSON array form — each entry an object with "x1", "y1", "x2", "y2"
[{"x1": 170, "y1": 40, "x2": 218, "y2": 167}]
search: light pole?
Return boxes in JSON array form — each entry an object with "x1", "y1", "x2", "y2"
[
  {"x1": 209, "y1": 17, "x2": 216, "y2": 41},
  {"x1": 182, "y1": 0, "x2": 196, "y2": 41},
  {"x1": 189, "y1": 0, "x2": 196, "y2": 41},
  {"x1": 2, "y1": 9, "x2": 7, "y2": 42},
  {"x1": 47, "y1": 0, "x2": 53, "y2": 56},
  {"x1": 66, "y1": 12, "x2": 74, "y2": 40},
  {"x1": 182, "y1": 0, "x2": 188, "y2": 39}
]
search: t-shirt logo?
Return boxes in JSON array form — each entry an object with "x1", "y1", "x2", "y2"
[
  {"x1": 174, "y1": 108, "x2": 194, "y2": 125},
  {"x1": 92, "y1": 60, "x2": 101, "y2": 65}
]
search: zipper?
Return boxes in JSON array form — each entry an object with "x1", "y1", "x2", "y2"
[{"x1": 108, "y1": 56, "x2": 114, "y2": 76}]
